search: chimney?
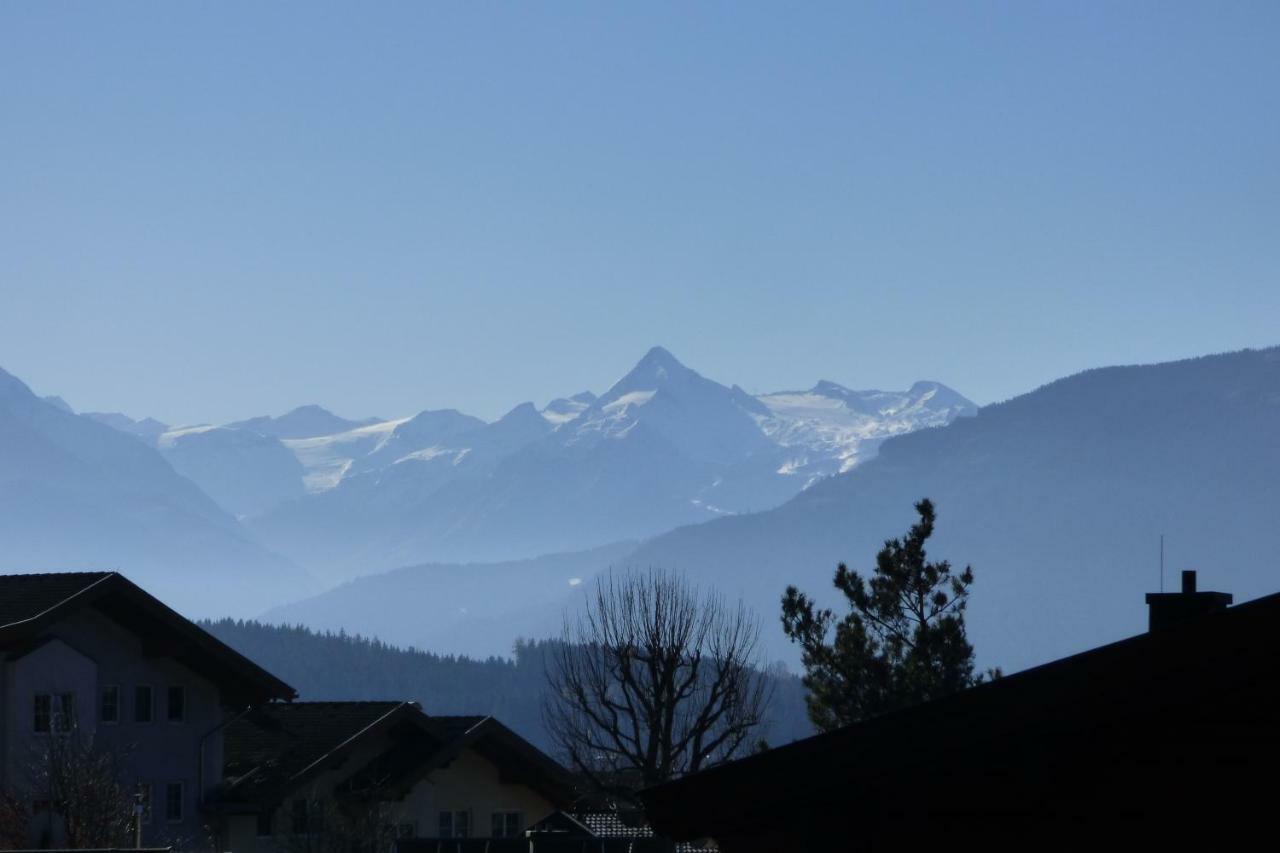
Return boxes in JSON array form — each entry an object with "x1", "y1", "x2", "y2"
[{"x1": 1144, "y1": 570, "x2": 1232, "y2": 632}]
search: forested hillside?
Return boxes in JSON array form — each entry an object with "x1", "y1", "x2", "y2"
[{"x1": 202, "y1": 619, "x2": 814, "y2": 754}]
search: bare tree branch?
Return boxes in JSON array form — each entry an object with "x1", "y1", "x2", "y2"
[{"x1": 543, "y1": 568, "x2": 771, "y2": 803}]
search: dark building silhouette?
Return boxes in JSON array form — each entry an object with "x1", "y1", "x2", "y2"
[{"x1": 641, "y1": 571, "x2": 1274, "y2": 851}]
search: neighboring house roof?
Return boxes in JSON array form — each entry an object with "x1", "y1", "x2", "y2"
[
  {"x1": 641, "y1": 584, "x2": 1280, "y2": 850},
  {"x1": 222, "y1": 701, "x2": 573, "y2": 810},
  {"x1": 0, "y1": 571, "x2": 296, "y2": 705},
  {"x1": 223, "y1": 701, "x2": 414, "y2": 805},
  {"x1": 576, "y1": 811, "x2": 657, "y2": 838},
  {"x1": 527, "y1": 810, "x2": 714, "y2": 853}
]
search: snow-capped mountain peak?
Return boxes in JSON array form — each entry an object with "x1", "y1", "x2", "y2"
[
  {"x1": 569, "y1": 347, "x2": 775, "y2": 463},
  {"x1": 542, "y1": 391, "x2": 596, "y2": 426}
]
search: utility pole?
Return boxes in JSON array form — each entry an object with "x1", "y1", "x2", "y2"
[{"x1": 134, "y1": 785, "x2": 145, "y2": 849}]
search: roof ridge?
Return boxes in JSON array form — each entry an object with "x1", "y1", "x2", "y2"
[
  {"x1": 0, "y1": 568, "x2": 113, "y2": 573},
  {"x1": 288, "y1": 701, "x2": 414, "y2": 781},
  {"x1": 285, "y1": 699, "x2": 405, "y2": 705},
  {"x1": 0, "y1": 572, "x2": 117, "y2": 630}
]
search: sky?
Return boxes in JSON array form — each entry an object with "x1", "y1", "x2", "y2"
[{"x1": 2, "y1": 1, "x2": 1277, "y2": 424}]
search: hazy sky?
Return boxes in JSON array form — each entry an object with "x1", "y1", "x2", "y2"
[{"x1": 3, "y1": 2, "x2": 1277, "y2": 424}]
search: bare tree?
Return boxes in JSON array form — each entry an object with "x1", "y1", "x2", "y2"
[
  {"x1": 0, "y1": 788, "x2": 28, "y2": 851},
  {"x1": 274, "y1": 782, "x2": 396, "y2": 853},
  {"x1": 544, "y1": 568, "x2": 770, "y2": 800},
  {"x1": 26, "y1": 723, "x2": 135, "y2": 848}
]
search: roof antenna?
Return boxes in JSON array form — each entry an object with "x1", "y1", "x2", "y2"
[{"x1": 1159, "y1": 533, "x2": 1165, "y2": 593}]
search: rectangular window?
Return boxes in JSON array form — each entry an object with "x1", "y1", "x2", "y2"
[
  {"x1": 291, "y1": 799, "x2": 309, "y2": 835},
  {"x1": 166, "y1": 686, "x2": 185, "y2": 723},
  {"x1": 54, "y1": 692, "x2": 75, "y2": 732},
  {"x1": 33, "y1": 694, "x2": 52, "y2": 733},
  {"x1": 165, "y1": 782, "x2": 183, "y2": 823},
  {"x1": 439, "y1": 811, "x2": 469, "y2": 839},
  {"x1": 138, "y1": 784, "x2": 153, "y2": 826},
  {"x1": 135, "y1": 686, "x2": 153, "y2": 723},
  {"x1": 256, "y1": 812, "x2": 273, "y2": 838},
  {"x1": 397, "y1": 822, "x2": 416, "y2": 839},
  {"x1": 101, "y1": 685, "x2": 120, "y2": 724},
  {"x1": 491, "y1": 812, "x2": 522, "y2": 838}
]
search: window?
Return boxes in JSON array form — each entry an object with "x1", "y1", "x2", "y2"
[
  {"x1": 397, "y1": 822, "x2": 416, "y2": 839},
  {"x1": 438, "y1": 811, "x2": 469, "y2": 839},
  {"x1": 291, "y1": 799, "x2": 310, "y2": 835},
  {"x1": 101, "y1": 685, "x2": 120, "y2": 724},
  {"x1": 135, "y1": 686, "x2": 153, "y2": 723},
  {"x1": 166, "y1": 686, "x2": 185, "y2": 723},
  {"x1": 165, "y1": 782, "x2": 184, "y2": 823},
  {"x1": 54, "y1": 692, "x2": 75, "y2": 732},
  {"x1": 33, "y1": 694, "x2": 52, "y2": 733},
  {"x1": 256, "y1": 812, "x2": 273, "y2": 838},
  {"x1": 137, "y1": 784, "x2": 153, "y2": 826},
  {"x1": 33, "y1": 693, "x2": 75, "y2": 733},
  {"x1": 491, "y1": 812, "x2": 522, "y2": 839}
]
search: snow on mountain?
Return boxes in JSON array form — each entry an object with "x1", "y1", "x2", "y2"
[
  {"x1": 565, "y1": 346, "x2": 773, "y2": 464},
  {"x1": 280, "y1": 417, "x2": 404, "y2": 492},
  {"x1": 757, "y1": 379, "x2": 977, "y2": 484},
  {"x1": 541, "y1": 391, "x2": 596, "y2": 425},
  {"x1": 347, "y1": 408, "x2": 488, "y2": 474}
]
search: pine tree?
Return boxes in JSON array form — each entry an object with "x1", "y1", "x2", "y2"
[{"x1": 781, "y1": 498, "x2": 994, "y2": 732}]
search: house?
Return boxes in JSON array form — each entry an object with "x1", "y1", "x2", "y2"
[
  {"x1": 0, "y1": 571, "x2": 296, "y2": 849},
  {"x1": 641, "y1": 570, "x2": 1278, "y2": 851},
  {"x1": 220, "y1": 700, "x2": 574, "y2": 853}
]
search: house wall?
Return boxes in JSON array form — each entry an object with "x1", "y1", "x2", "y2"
[
  {"x1": 2, "y1": 607, "x2": 233, "y2": 850},
  {"x1": 224, "y1": 743, "x2": 558, "y2": 853},
  {"x1": 390, "y1": 749, "x2": 556, "y2": 839},
  {"x1": 224, "y1": 732, "x2": 394, "y2": 853}
]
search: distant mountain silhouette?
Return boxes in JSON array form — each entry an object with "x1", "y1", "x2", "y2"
[
  {"x1": 226, "y1": 404, "x2": 380, "y2": 439},
  {"x1": 84, "y1": 411, "x2": 170, "y2": 442},
  {"x1": 258, "y1": 541, "x2": 639, "y2": 658},
  {"x1": 627, "y1": 347, "x2": 1280, "y2": 673},
  {"x1": 0, "y1": 367, "x2": 310, "y2": 615},
  {"x1": 157, "y1": 426, "x2": 307, "y2": 517},
  {"x1": 249, "y1": 347, "x2": 971, "y2": 582}
]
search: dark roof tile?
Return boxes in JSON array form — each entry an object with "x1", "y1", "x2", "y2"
[{"x1": 0, "y1": 572, "x2": 114, "y2": 627}]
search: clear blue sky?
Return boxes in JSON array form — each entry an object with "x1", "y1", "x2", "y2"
[{"x1": 2, "y1": 2, "x2": 1277, "y2": 424}]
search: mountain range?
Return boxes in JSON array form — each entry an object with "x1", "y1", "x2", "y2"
[
  {"x1": 0, "y1": 347, "x2": 971, "y2": 610},
  {"x1": 259, "y1": 346, "x2": 1280, "y2": 674},
  {"x1": 9, "y1": 344, "x2": 1273, "y2": 679},
  {"x1": 0, "y1": 367, "x2": 309, "y2": 616},
  {"x1": 250, "y1": 348, "x2": 972, "y2": 582}
]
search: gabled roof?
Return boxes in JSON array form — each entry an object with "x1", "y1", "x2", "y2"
[
  {"x1": 223, "y1": 701, "x2": 415, "y2": 803},
  {"x1": 0, "y1": 571, "x2": 295, "y2": 705},
  {"x1": 222, "y1": 702, "x2": 574, "y2": 809},
  {"x1": 641, "y1": 586, "x2": 1280, "y2": 847}
]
